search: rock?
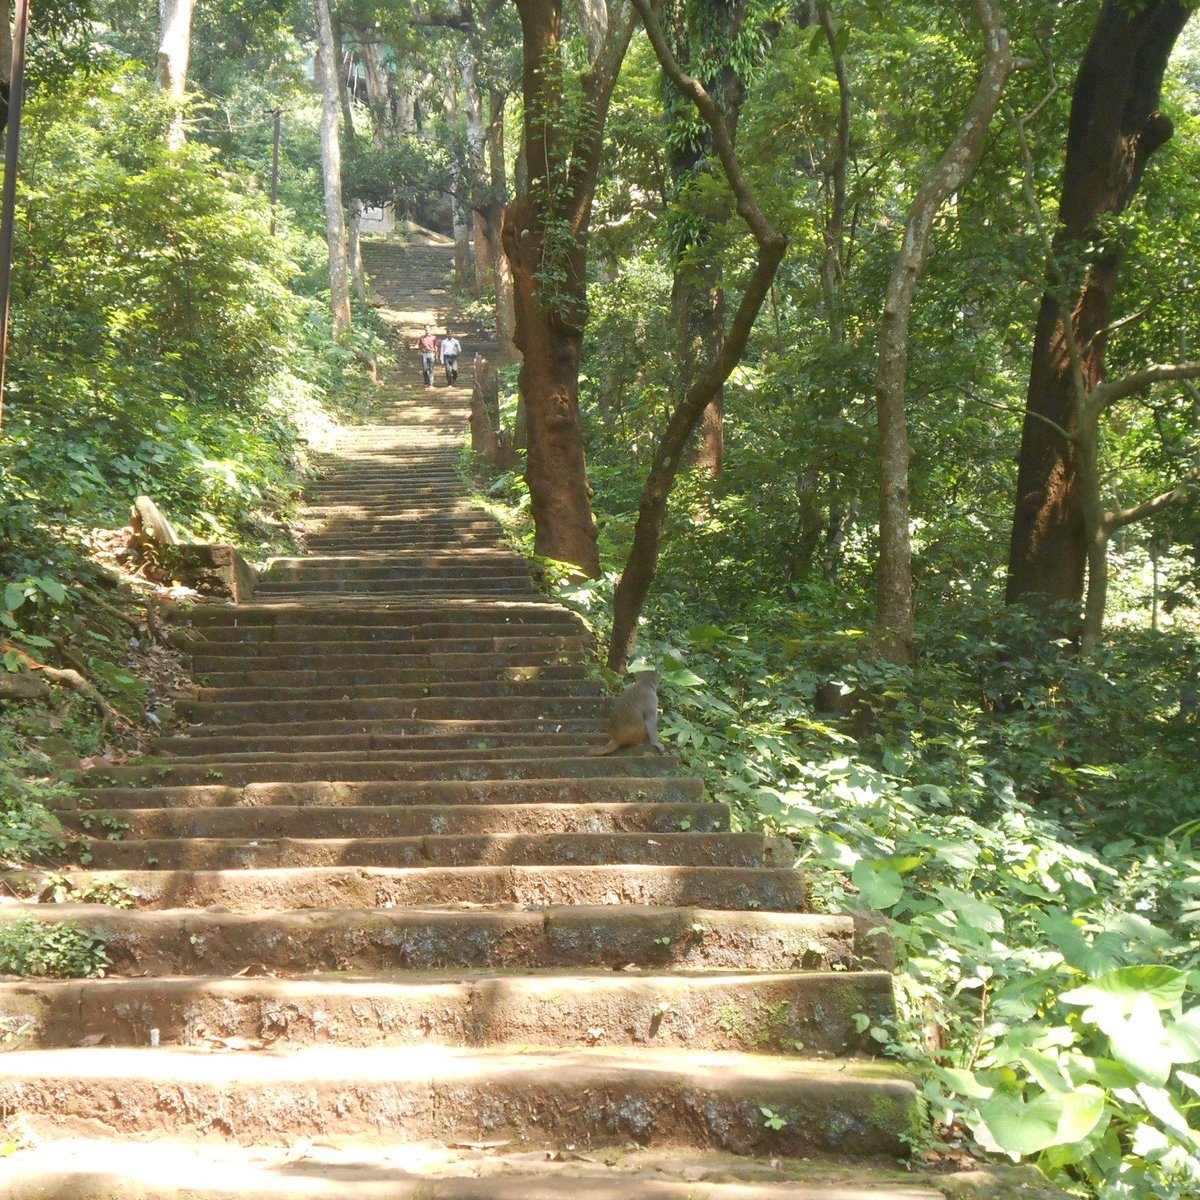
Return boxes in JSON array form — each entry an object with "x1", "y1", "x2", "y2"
[{"x1": 157, "y1": 545, "x2": 257, "y2": 604}]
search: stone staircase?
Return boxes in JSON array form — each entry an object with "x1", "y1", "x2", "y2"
[{"x1": 0, "y1": 242, "x2": 933, "y2": 1199}]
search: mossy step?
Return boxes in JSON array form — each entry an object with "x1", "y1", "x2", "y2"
[
  {"x1": 0, "y1": 906, "x2": 854, "y2": 975},
  {"x1": 73, "y1": 776, "x2": 707, "y2": 810},
  {"x1": 0, "y1": 1045, "x2": 916, "y2": 1158},
  {"x1": 54, "y1": 831, "x2": 788, "y2": 872},
  {"x1": 80, "y1": 753, "x2": 681, "y2": 787},
  {"x1": 1, "y1": 968, "x2": 890, "y2": 1055},
  {"x1": 4, "y1": 862, "x2": 805, "y2": 913}
]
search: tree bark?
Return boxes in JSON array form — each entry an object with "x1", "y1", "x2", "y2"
[
  {"x1": 348, "y1": 198, "x2": 368, "y2": 304},
  {"x1": 488, "y1": 88, "x2": 521, "y2": 366},
  {"x1": 314, "y1": 2, "x2": 353, "y2": 340},
  {"x1": 874, "y1": 0, "x2": 1011, "y2": 663},
  {"x1": 1005, "y1": 0, "x2": 1190, "y2": 617},
  {"x1": 501, "y1": 0, "x2": 634, "y2": 576},
  {"x1": 607, "y1": 0, "x2": 787, "y2": 671},
  {"x1": 361, "y1": 35, "x2": 392, "y2": 146},
  {"x1": 446, "y1": 69, "x2": 475, "y2": 290},
  {"x1": 0, "y1": 0, "x2": 13, "y2": 132},
  {"x1": 157, "y1": 0, "x2": 197, "y2": 149}
]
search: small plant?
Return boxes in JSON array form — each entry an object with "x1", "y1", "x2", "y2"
[
  {"x1": 759, "y1": 1106, "x2": 788, "y2": 1131},
  {"x1": 0, "y1": 916, "x2": 109, "y2": 978}
]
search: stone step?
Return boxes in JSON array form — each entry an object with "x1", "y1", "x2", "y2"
[
  {"x1": 5, "y1": 863, "x2": 805, "y2": 913},
  {"x1": 182, "y1": 621, "x2": 582, "y2": 646},
  {"x1": 1, "y1": 906, "x2": 855, "y2": 974},
  {"x1": 0, "y1": 1142, "x2": 943, "y2": 1200},
  {"x1": 253, "y1": 581, "x2": 541, "y2": 598},
  {"x1": 73, "y1": 776, "x2": 707, "y2": 810},
  {"x1": 190, "y1": 680, "x2": 604, "y2": 704},
  {"x1": 175, "y1": 695, "x2": 610, "y2": 726},
  {"x1": 2, "y1": 968, "x2": 889, "y2": 1054},
  {"x1": 183, "y1": 601, "x2": 570, "y2": 627},
  {"x1": 0, "y1": 1045, "x2": 916, "y2": 1157},
  {"x1": 190, "y1": 643, "x2": 587, "y2": 672},
  {"x1": 55, "y1": 831, "x2": 787, "y2": 871},
  {"x1": 81, "y1": 755, "x2": 681, "y2": 788},
  {"x1": 194, "y1": 665, "x2": 590, "y2": 688},
  {"x1": 156, "y1": 730, "x2": 615, "y2": 756}
]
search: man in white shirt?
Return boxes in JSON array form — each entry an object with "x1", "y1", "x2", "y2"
[{"x1": 439, "y1": 331, "x2": 462, "y2": 386}]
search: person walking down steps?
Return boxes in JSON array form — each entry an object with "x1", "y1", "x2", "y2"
[
  {"x1": 440, "y1": 329, "x2": 462, "y2": 386},
  {"x1": 415, "y1": 325, "x2": 438, "y2": 388}
]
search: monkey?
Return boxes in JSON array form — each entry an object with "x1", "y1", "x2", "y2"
[{"x1": 591, "y1": 670, "x2": 666, "y2": 756}]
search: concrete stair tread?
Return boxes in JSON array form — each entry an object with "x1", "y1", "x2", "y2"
[{"x1": 1, "y1": 1139, "x2": 946, "y2": 1199}]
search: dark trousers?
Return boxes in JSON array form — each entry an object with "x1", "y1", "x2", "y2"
[{"x1": 443, "y1": 355, "x2": 459, "y2": 384}]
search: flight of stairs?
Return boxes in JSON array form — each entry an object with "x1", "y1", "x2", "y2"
[{"x1": 0, "y1": 241, "x2": 931, "y2": 1199}]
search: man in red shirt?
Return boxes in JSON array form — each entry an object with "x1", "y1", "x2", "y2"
[{"x1": 415, "y1": 326, "x2": 438, "y2": 388}]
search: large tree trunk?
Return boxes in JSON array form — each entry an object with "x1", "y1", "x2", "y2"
[
  {"x1": 463, "y1": 55, "x2": 488, "y2": 298},
  {"x1": 501, "y1": 0, "x2": 633, "y2": 577},
  {"x1": 157, "y1": 0, "x2": 196, "y2": 149},
  {"x1": 445, "y1": 70, "x2": 474, "y2": 290},
  {"x1": 874, "y1": 0, "x2": 1011, "y2": 663},
  {"x1": 314, "y1": 1, "x2": 352, "y2": 339},
  {"x1": 360, "y1": 36, "x2": 392, "y2": 147},
  {"x1": 0, "y1": 0, "x2": 13, "y2": 132},
  {"x1": 1005, "y1": 0, "x2": 1190, "y2": 617}
]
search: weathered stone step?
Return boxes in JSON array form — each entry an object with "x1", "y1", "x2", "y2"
[
  {"x1": 60, "y1": 800, "x2": 718, "y2": 837},
  {"x1": 176, "y1": 695, "x2": 609, "y2": 726},
  {"x1": 263, "y1": 560, "x2": 527, "y2": 579},
  {"x1": 57, "y1": 831, "x2": 787, "y2": 871},
  {"x1": 6, "y1": 863, "x2": 805, "y2": 913},
  {"x1": 191, "y1": 641, "x2": 586, "y2": 671},
  {"x1": 191, "y1": 679, "x2": 604, "y2": 704},
  {"x1": 253, "y1": 580, "x2": 540, "y2": 598},
  {"x1": 2, "y1": 906, "x2": 854, "y2": 974},
  {"x1": 74, "y1": 776, "x2": 706, "y2": 811},
  {"x1": 82, "y1": 754, "x2": 681, "y2": 788},
  {"x1": 182, "y1": 621, "x2": 581, "y2": 646},
  {"x1": 195, "y1": 664, "x2": 590, "y2": 688},
  {"x1": 1, "y1": 1142, "x2": 943, "y2": 1200},
  {"x1": 0, "y1": 1045, "x2": 915, "y2": 1157},
  {"x1": 306, "y1": 535, "x2": 504, "y2": 551},
  {"x1": 183, "y1": 600, "x2": 570, "y2": 627},
  {"x1": 157, "y1": 729, "x2": 613, "y2": 757},
  {"x1": 3, "y1": 968, "x2": 888, "y2": 1054}
]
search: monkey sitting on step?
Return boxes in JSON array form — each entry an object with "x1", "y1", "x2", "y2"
[{"x1": 591, "y1": 670, "x2": 666, "y2": 756}]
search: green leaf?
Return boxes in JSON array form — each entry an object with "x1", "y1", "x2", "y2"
[
  {"x1": 3, "y1": 582, "x2": 25, "y2": 612},
  {"x1": 1061, "y1": 965, "x2": 1188, "y2": 1014},
  {"x1": 36, "y1": 577, "x2": 67, "y2": 604},
  {"x1": 976, "y1": 1086, "x2": 1106, "y2": 1157},
  {"x1": 852, "y1": 859, "x2": 904, "y2": 909}
]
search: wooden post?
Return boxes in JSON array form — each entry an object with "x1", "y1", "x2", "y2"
[{"x1": 0, "y1": 0, "x2": 30, "y2": 440}]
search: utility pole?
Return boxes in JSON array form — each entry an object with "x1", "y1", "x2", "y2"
[
  {"x1": 270, "y1": 107, "x2": 281, "y2": 236},
  {"x1": 0, "y1": 0, "x2": 31, "y2": 440}
]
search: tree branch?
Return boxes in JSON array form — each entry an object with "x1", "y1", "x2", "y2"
[
  {"x1": 1103, "y1": 464, "x2": 1200, "y2": 534},
  {"x1": 1089, "y1": 360, "x2": 1200, "y2": 414}
]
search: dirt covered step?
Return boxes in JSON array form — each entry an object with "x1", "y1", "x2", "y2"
[
  {"x1": 1, "y1": 906, "x2": 852, "y2": 974},
  {"x1": 0, "y1": 1142, "x2": 943, "y2": 1200},
  {"x1": 190, "y1": 645, "x2": 588, "y2": 674},
  {"x1": 193, "y1": 664, "x2": 591, "y2": 689},
  {"x1": 55, "y1": 831, "x2": 791, "y2": 871},
  {"x1": 180, "y1": 621, "x2": 584, "y2": 646},
  {"x1": 4, "y1": 862, "x2": 805, "y2": 913},
  {"x1": 72, "y1": 776, "x2": 706, "y2": 811},
  {"x1": 78, "y1": 753, "x2": 682, "y2": 788},
  {"x1": 176, "y1": 691, "x2": 605, "y2": 724},
  {"x1": 260, "y1": 564, "x2": 531, "y2": 584},
  {"x1": 181, "y1": 599, "x2": 573, "y2": 628},
  {"x1": 56, "y1": 800, "x2": 718, "y2": 838},
  {"x1": 0, "y1": 1044, "x2": 916, "y2": 1158},
  {"x1": 2, "y1": 967, "x2": 889, "y2": 1055},
  {"x1": 190, "y1": 679, "x2": 604, "y2": 704},
  {"x1": 154, "y1": 729, "x2": 619, "y2": 757},
  {"x1": 253, "y1": 581, "x2": 541, "y2": 599}
]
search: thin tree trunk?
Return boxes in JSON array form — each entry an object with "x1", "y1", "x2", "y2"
[
  {"x1": 0, "y1": 0, "x2": 13, "y2": 132},
  {"x1": 874, "y1": 0, "x2": 1011, "y2": 663},
  {"x1": 348, "y1": 198, "x2": 367, "y2": 304},
  {"x1": 608, "y1": 0, "x2": 787, "y2": 671},
  {"x1": 157, "y1": 0, "x2": 196, "y2": 149},
  {"x1": 331, "y1": 13, "x2": 356, "y2": 139},
  {"x1": 488, "y1": 88, "x2": 520, "y2": 366},
  {"x1": 314, "y1": 1, "x2": 352, "y2": 340},
  {"x1": 463, "y1": 55, "x2": 487, "y2": 297},
  {"x1": 446, "y1": 71, "x2": 474, "y2": 290},
  {"x1": 361, "y1": 36, "x2": 392, "y2": 146},
  {"x1": 1005, "y1": 0, "x2": 1190, "y2": 618}
]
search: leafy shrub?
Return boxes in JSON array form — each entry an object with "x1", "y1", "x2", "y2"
[{"x1": 0, "y1": 916, "x2": 110, "y2": 979}]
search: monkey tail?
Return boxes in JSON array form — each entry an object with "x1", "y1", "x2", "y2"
[{"x1": 589, "y1": 740, "x2": 619, "y2": 757}]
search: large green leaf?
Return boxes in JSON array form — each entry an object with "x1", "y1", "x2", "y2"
[
  {"x1": 977, "y1": 1086, "x2": 1106, "y2": 1157},
  {"x1": 1061, "y1": 966, "x2": 1188, "y2": 1015}
]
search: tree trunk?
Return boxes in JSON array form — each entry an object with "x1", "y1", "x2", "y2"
[
  {"x1": 314, "y1": 2, "x2": 353, "y2": 340},
  {"x1": 502, "y1": 0, "x2": 634, "y2": 576},
  {"x1": 463, "y1": 55, "x2": 487, "y2": 297},
  {"x1": 488, "y1": 88, "x2": 521, "y2": 366},
  {"x1": 446, "y1": 71, "x2": 474, "y2": 291},
  {"x1": 1005, "y1": 0, "x2": 1190, "y2": 617},
  {"x1": 0, "y1": 0, "x2": 13, "y2": 132},
  {"x1": 348, "y1": 199, "x2": 367, "y2": 304},
  {"x1": 607, "y1": 0, "x2": 787, "y2": 671},
  {"x1": 361, "y1": 36, "x2": 391, "y2": 147},
  {"x1": 874, "y1": 0, "x2": 1011, "y2": 663},
  {"x1": 157, "y1": 0, "x2": 196, "y2": 149}
]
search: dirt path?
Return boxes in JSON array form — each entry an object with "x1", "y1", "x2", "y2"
[{"x1": 0, "y1": 242, "x2": 932, "y2": 1200}]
